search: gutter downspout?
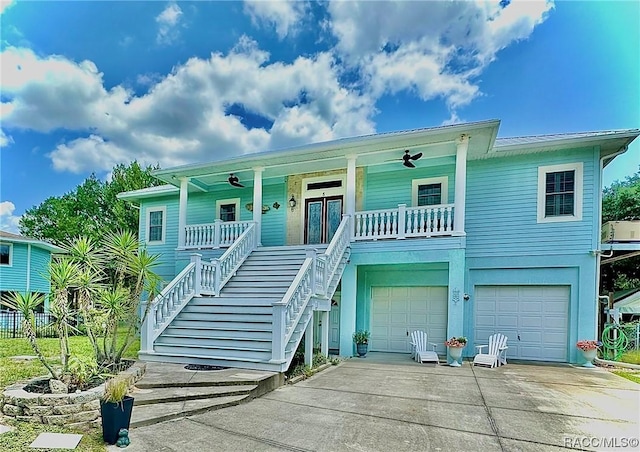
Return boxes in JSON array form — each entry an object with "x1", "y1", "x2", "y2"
[{"x1": 594, "y1": 146, "x2": 628, "y2": 334}]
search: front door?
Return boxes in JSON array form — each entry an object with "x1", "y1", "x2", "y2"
[{"x1": 305, "y1": 196, "x2": 343, "y2": 244}]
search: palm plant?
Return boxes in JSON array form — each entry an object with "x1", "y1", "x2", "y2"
[{"x1": 0, "y1": 292, "x2": 60, "y2": 380}]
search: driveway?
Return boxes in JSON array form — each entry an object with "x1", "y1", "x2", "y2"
[{"x1": 114, "y1": 354, "x2": 640, "y2": 451}]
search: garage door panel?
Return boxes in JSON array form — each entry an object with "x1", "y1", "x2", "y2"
[
  {"x1": 475, "y1": 285, "x2": 569, "y2": 362},
  {"x1": 371, "y1": 285, "x2": 448, "y2": 353}
]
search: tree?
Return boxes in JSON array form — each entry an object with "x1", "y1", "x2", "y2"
[
  {"x1": 600, "y1": 166, "x2": 640, "y2": 293},
  {"x1": 20, "y1": 161, "x2": 161, "y2": 245}
]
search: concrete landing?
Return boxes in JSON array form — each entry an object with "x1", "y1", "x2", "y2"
[{"x1": 129, "y1": 361, "x2": 283, "y2": 427}]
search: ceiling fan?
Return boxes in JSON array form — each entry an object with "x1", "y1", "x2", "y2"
[
  {"x1": 400, "y1": 150, "x2": 422, "y2": 168},
  {"x1": 228, "y1": 173, "x2": 244, "y2": 188}
]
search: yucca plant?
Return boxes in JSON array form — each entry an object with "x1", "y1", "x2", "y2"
[
  {"x1": 49, "y1": 257, "x2": 81, "y2": 374},
  {"x1": 0, "y1": 292, "x2": 60, "y2": 380}
]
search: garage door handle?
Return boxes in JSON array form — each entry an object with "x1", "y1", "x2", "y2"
[{"x1": 517, "y1": 334, "x2": 521, "y2": 341}]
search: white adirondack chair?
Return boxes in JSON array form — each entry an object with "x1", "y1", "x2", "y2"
[
  {"x1": 410, "y1": 330, "x2": 439, "y2": 364},
  {"x1": 473, "y1": 333, "x2": 508, "y2": 368}
]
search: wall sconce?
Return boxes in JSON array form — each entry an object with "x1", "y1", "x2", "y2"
[{"x1": 289, "y1": 195, "x2": 297, "y2": 211}]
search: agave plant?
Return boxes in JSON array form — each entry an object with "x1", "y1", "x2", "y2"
[{"x1": 0, "y1": 292, "x2": 60, "y2": 380}]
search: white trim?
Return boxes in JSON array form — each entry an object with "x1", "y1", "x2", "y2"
[
  {"x1": 146, "y1": 206, "x2": 167, "y2": 245},
  {"x1": 26, "y1": 244, "x2": 31, "y2": 291},
  {"x1": 0, "y1": 242, "x2": 12, "y2": 267},
  {"x1": 411, "y1": 176, "x2": 449, "y2": 206},
  {"x1": 537, "y1": 162, "x2": 583, "y2": 223},
  {"x1": 301, "y1": 174, "x2": 346, "y2": 244},
  {"x1": 215, "y1": 198, "x2": 241, "y2": 221}
]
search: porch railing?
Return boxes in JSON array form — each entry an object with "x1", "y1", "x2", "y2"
[
  {"x1": 271, "y1": 216, "x2": 351, "y2": 364},
  {"x1": 141, "y1": 223, "x2": 257, "y2": 352},
  {"x1": 183, "y1": 220, "x2": 254, "y2": 249},
  {"x1": 353, "y1": 203, "x2": 454, "y2": 240}
]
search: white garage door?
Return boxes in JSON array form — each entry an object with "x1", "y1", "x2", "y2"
[
  {"x1": 475, "y1": 286, "x2": 569, "y2": 362},
  {"x1": 370, "y1": 286, "x2": 448, "y2": 354}
]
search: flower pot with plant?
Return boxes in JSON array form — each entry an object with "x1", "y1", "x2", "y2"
[
  {"x1": 100, "y1": 376, "x2": 134, "y2": 445},
  {"x1": 444, "y1": 337, "x2": 467, "y2": 367},
  {"x1": 353, "y1": 330, "x2": 370, "y2": 357},
  {"x1": 576, "y1": 340, "x2": 601, "y2": 368}
]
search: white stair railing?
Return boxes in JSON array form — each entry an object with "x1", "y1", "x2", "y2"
[
  {"x1": 140, "y1": 223, "x2": 257, "y2": 352},
  {"x1": 271, "y1": 216, "x2": 351, "y2": 365}
]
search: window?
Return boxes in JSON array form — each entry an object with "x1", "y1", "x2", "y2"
[
  {"x1": 411, "y1": 177, "x2": 448, "y2": 206},
  {"x1": 0, "y1": 243, "x2": 11, "y2": 266},
  {"x1": 537, "y1": 163, "x2": 583, "y2": 223},
  {"x1": 215, "y1": 198, "x2": 240, "y2": 222},
  {"x1": 146, "y1": 207, "x2": 166, "y2": 244}
]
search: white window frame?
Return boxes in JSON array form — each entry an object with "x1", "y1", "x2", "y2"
[
  {"x1": 0, "y1": 243, "x2": 12, "y2": 266},
  {"x1": 146, "y1": 206, "x2": 166, "y2": 244},
  {"x1": 537, "y1": 162, "x2": 583, "y2": 223},
  {"x1": 215, "y1": 198, "x2": 241, "y2": 222},
  {"x1": 411, "y1": 177, "x2": 448, "y2": 206}
]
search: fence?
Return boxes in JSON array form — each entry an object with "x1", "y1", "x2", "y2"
[
  {"x1": 0, "y1": 311, "x2": 84, "y2": 339},
  {"x1": 601, "y1": 321, "x2": 640, "y2": 360}
]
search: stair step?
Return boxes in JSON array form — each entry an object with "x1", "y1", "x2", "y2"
[
  {"x1": 164, "y1": 327, "x2": 272, "y2": 340},
  {"x1": 139, "y1": 350, "x2": 293, "y2": 372},
  {"x1": 170, "y1": 320, "x2": 272, "y2": 331},
  {"x1": 229, "y1": 275, "x2": 296, "y2": 282},
  {"x1": 133, "y1": 384, "x2": 257, "y2": 406},
  {"x1": 182, "y1": 305, "x2": 273, "y2": 315},
  {"x1": 238, "y1": 264, "x2": 304, "y2": 270},
  {"x1": 130, "y1": 394, "x2": 248, "y2": 428},
  {"x1": 224, "y1": 280, "x2": 292, "y2": 288},
  {"x1": 190, "y1": 297, "x2": 280, "y2": 306},
  {"x1": 177, "y1": 312, "x2": 272, "y2": 323},
  {"x1": 156, "y1": 335, "x2": 271, "y2": 349},
  {"x1": 220, "y1": 286, "x2": 288, "y2": 294},
  {"x1": 154, "y1": 344, "x2": 273, "y2": 360}
]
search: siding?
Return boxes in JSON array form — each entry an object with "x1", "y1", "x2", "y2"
[
  {"x1": 465, "y1": 147, "x2": 597, "y2": 257},
  {"x1": 140, "y1": 195, "x2": 180, "y2": 284},
  {"x1": 0, "y1": 243, "x2": 52, "y2": 294},
  {"x1": 364, "y1": 159, "x2": 456, "y2": 211}
]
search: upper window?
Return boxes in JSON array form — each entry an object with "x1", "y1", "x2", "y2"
[
  {"x1": 215, "y1": 198, "x2": 240, "y2": 222},
  {"x1": 146, "y1": 207, "x2": 166, "y2": 244},
  {"x1": 537, "y1": 163, "x2": 583, "y2": 223},
  {"x1": 0, "y1": 243, "x2": 11, "y2": 266},
  {"x1": 411, "y1": 177, "x2": 448, "y2": 206}
]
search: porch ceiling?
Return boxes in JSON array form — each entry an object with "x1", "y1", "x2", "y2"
[{"x1": 154, "y1": 120, "x2": 500, "y2": 191}]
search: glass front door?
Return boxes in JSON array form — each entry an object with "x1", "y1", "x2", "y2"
[{"x1": 305, "y1": 196, "x2": 343, "y2": 244}]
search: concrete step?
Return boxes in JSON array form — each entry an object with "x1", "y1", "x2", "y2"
[
  {"x1": 139, "y1": 351, "x2": 291, "y2": 372},
  {"x1": 154, "y1": 344, "x2": 273, "y2": 361},
  {"x1": 133, "y1": 384, "x2": 257, "y2": 406},
  {"x1": 130, "y1": 394, "x2": 249, "y2": 428}
]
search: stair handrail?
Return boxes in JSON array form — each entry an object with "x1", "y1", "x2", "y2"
[
  {"x1": 320, "y1": 215, "x2": 351, "y2": 294},
  {"x1": 271, "y1": 252, "x2": 315, "y2": 363},
  {"x1": 210, "y1": 222, "x2": 257, "y2": 296},
  {"x1": 140, "y1": 255, "x2": 198, "y2": 352}
]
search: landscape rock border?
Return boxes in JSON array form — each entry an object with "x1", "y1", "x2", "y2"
[{"x1": 0, "y1": 361, "x2": 146, "y2": 429}]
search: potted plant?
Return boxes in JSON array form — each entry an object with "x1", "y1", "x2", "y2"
[
  {"x1": 576, "y1": 340, "x2": 601, "y2": 368},
  {"x1": 444, "y1": 337, "x2": 467, "y2": 367},
  {"x1": 100, "y1": 376, "x2": 134, "y2": 445},
  {"x1": 353, "y1": 330, "x2": 370, "y2": 357}
]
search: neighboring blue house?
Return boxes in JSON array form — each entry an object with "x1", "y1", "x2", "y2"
[
  {"x1": 118, "y1": 120, "x2": 640, "y2": 371},
  {"x1": 0, "y1": 231, "x2": 64, "y2": 308}
]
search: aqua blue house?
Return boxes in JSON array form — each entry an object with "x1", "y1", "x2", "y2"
[
  {"x1": 0, "y1": 231, "x2": 64, "y2": 306},
  {"x1": 119, "y1": 120, "x2": 639, "y2": 371}
]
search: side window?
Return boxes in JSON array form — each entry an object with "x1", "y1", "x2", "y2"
[
  {"x1": 146, "y1": 207, "x2": 166, "y2": 244},
  {"x1": 215, "y1": 198, "x2": 240, "y2": 222},
  {"x1": 537, "y1": 163, "x2": 583, "y2": 223},
  {"x1": 411, "y1": 177, "x2": 448, "y2": 206},
  {"x1": 0, "y1": 243, "x2": 11, "y2": 266}
]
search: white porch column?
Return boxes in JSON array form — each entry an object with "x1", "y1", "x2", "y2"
[
  {"x1": 304, "y1": 318, "x2": 314, "y2": 367},
  {"x1": 178, "y1": 177, "x2": 189, "y2": 248},
  {"x1": 339, "y1": 262, "x2": 357, "y2": 356},
  {"x1": 454, "y1": 134, "x2": 469, "y2": 235},
  {"x1": 346, "y1": 156, "x2": 357, "y2": 238},
  {"x1": 252, "y1": 167, "x2": 264, "y2": 246},
  {"x1": 320, "y1": 310, "x2": 329, "y2": 357}
]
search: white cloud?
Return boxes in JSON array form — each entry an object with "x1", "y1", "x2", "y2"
[
  {"x1": 244, "y1": 0, "x2": 308, "y2": 39},
  {"x1": 156, "y1": 2, "x2": 183, "y2": 45},
  {"x1": 0, "y1": 0, "x2": 15, "y2": 15},
  {"x1": 0, "y1": 129, "x2": 13, "y2": 147},
  {"x1": 327, "y1": 0, "x2": 553, "y2": 110},
  {"x1": 0, "y1": 39, "x2": 375, "y2": 173},
  {"x1": 0, "y1": 201, "x2": 21, "y2": 233}
]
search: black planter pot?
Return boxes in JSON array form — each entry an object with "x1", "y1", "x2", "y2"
[
  {"x1": 356, "y1": 343, "x2": 368, "y2": 357},
  {"x1": 100, "y1": 396, "x2": 134, "y2": 445}
]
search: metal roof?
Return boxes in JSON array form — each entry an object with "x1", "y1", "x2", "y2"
[{"x1": 0, "y1": 230, "x2": 65, "y2": 253}]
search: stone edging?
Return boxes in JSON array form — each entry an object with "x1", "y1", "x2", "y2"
[
  {"x1": 0, "y1": 361, "x2": 146, "y2": 429},
  {"x1": 595, "y1": 357, "x2": 640, "y2": 370},
  {"x1": 287, "y1": 362, "x2": 335, "y2": 385}
]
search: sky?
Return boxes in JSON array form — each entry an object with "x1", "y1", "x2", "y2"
[{"x1": 0, "y1": 0, "x2": 639, "y2": 233}]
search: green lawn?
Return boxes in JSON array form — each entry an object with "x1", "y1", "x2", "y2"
[
  {"x1": 612, "y1": 370, "x2": 640, "y2": 384},
  {"x1": 619, "y1": 349, "x2": 640, "y2": 365},
  {"x1": 0, "y1": 335, "x2": 139, "y2": 452}
]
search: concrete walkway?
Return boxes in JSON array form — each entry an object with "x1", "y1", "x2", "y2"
[{"x1": 111, "y1": 354, "x2": 640, "y2": 451}]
